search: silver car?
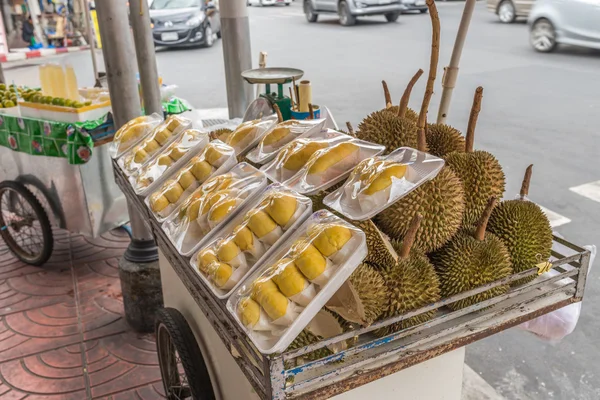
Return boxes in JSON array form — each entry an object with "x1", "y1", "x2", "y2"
[
  {"x1": 487, "y1": 0, "x2": 535, "y2": 23},
  {"x1": 528, "y1": 0, "x2": 600, "y2": 52},
  {"x1": 304, "y1": 0, "x2": 408, "y2": 26}
]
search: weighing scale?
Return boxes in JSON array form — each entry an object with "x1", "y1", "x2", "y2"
[{"x1": 241, "y1": 67, "x2": 304, "y2": 122}]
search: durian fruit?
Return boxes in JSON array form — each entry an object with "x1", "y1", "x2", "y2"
[
  {"x1": 357, "y1": 70, "x2": 424, "y2": 153},
  {"x1": 163, "y1": 180, "x2": 185, "y2": 203},
  {"x1": 353, "y1": 219, "x2": 398, "y2": 269},
  {"x1": 158, "y1": 154, "x2": 174, "y2": 166},
  {"x1": 216, "y1": 237, "x2": 246, "y2": 268},
  {"x1": 425, "y1": 122, "x2": 465, "y2": 158},
  {"x1": 263, "y1": 192, "x2": 303, "y2": 229},
  {"x1": 271, "y1": 258, "x2": 316, "y2": 307},
  {"x1": 305, "y1": 142, "x2": 360, "y2": 186},
  {"x1": 149, "y1": 192, "x2": 169, "y2": 213},
  {"x1": 251, "y1": 279, "x2": 300, "y2": 326},
  {"x1": 197, "y1": 189, "x2": 234, "y2": 231},
  {"x1": 281, "y1": 140, "x2": 329, "y2": 173},
  {"x1": 133, "y1": 148, "x2": 149, "y2": 164},
  {"x1": 260, "y1": 104, "x2": 297, "y2": 149},
  {"x1": 190, "y1": 158, "x2": 214, "y2": 181},
  {"x1": 204, "y1": 145, "x2": 228, "y2": 167},
  {"x1": 207, "y1": 197, "x2": 240, "y2": 228},
  {"x1": 233, "y1": 225, "x2": 265, "y2": 259},
  {"x1": 178, "y1": 171, "x2": 197, "y2": 191},
  {"x1": 114, "y1": 117, "x2": 149, "y2": 149},
  {"x1": 210, "y1": 128, "x2": 233, "y2": 142},
  {"x1": 169, "y1": 146, "x2": 187, "y2": 161},
  {"x1": 246, "y1": 210, "x2": 283, "y2": 246},
  {"x1": 207, "y1": 261, "x2": 233, "y2": 288},
  {"x1": 238, "y1": 297, "x2": 272, "y2": 331},
  {"x1": 186, "y1": 195, "x2": 202, "y2": 221},
  {"x1": 379, "y1": 80, "x2": 420, "y2": 123},
  {"x1": 375, "y1": 215, "x2": 441, "y2": 337},
  {"x1": 154, "y1": 127, "x2": 172, "y2": 146},
  {"x1": 444, "y1": 87, "x2": 505, "y2": 226},
  {"x1": 310, "y1": 224, "x2": 353, "y2": 264},
  {"x1": 227, "y1": 119, "x2": 261, "y2": 151},
  {"x1": 165, "y1": 115, "x2": 184, "y2": 132},
  {"x1": 292, "y1": 240, "x2": 334, "y2": 286},
  {"x1": 487, "y1": 165, "x2": 552, "y2": 286},
  {"x1": 307, "y1": 180, "x2": 344, "y2": 213},
  {"x1": 357, "y1": 161, "x2": 408, "y2": 212},
  {"x1": 195, "y1": 248, "x2": 218, "y2": 274},
  {"x1": 431, "y1": 198, "x2": 513, "y2": 309}
]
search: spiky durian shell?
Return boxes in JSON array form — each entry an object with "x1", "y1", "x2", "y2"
[
  {"x1": 487, "y1": 200, "x2": 552, "y2": 286},
  {"x1": 382, "y1": 106, "x2": 419, "y2": 124},
  {"x1": 375, "y1": 167, "x2": 465, "y2": 253},
  {"x1": 357, "y1": 111, "x2": 421, "y2": 154},
  {"x1": 445, "y1": 150, "x2": 505, "y2": 227},
  {"x1": 374, "y1": 250, "x2": 440, "y2": 337},
  {"x1": 430, "y1": 228, "x2": 513, "y2": 310},
  {"x1": 210, "y1": 128, "x2": 233, "y2": 142},
  {"x1": 352, "y1": 219, "x2": 398, "y2": 269},
  {"x1": 425, "y1": 123, "x2": 465, "y2": 158},
  {"x1": 286, "y1": 329, "x2": 332, "y2": 362},
  {"x1": 307, "y1": 180, "x2": 345, "y2": 213},
  {"x1": 348, "y1": 263, "x2": 389, "y2": 325}
]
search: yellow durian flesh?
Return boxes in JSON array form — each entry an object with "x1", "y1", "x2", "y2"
[
  {"x1": 264, "y1": 193, "x2": 298, "y2": 227},
  {"x1": 154, "y1": 127, "x2": 172, "y2": 146},
  {"x1": 133, "y1": 148, "x2": 149, "y2": 164},
  {"x1": 186, "y1": 197, "x2": 203, "y2": 221},
  {"x1": 216, "y1": 238, "x2": 241, "y2": 263},
  {"x1": 363, "y1": 163, "x2": 408, "y2": 195},
  {"x1": 196, "y1": 248, "x2": 218, "y2": 273},
  {"x1": 233, "y1": 226, "x2": 254, "y2": 252},
  {"x1": 246, "y1": 210, "x2": 278, "y2": 239},
  {"x1": 293, "y1": 241, "x2": 327, "y2": 280},
  {"x1": 311, "y1": 225, "x2": 353, "y2": 257},
  {"x1": 163, "y1": 181, "x2": 184, "y2": 203},
  {"x1": 228, "y1": 120, "x2": 259, "y2": 147},
  {"x1": 204, "y1": 145, "x2": 225, "y2": 166},
  {"x1": 208, "y1": 262, "x2": 233, "y2": 288},
  {"x1": 239, "y1": 297, "x2": 261, "y2": 327},
  {"x1": 272, "y1": 259, "x2": 307, "y2": 298},
  {"x1": 251, "y1": 279, "x2": 288, "y2": 320},
  {"x1": 201, "y1": 191, "x2": 230, "y2": 216},
  {"x1": 166, "y1": 116, "x2": 183, "y2": 132},
  {"x1": 262, "y1": 126, "x2": 291, "y2": 146},
  {"x1": 169, "y1": 146, "x2": 187, "y2": 161},
  {"x1": 307, "y1": 142, "x2": 359, "y2": 175},
  {"x1": 209, "y1": 197, "x2": 238, "y2": 224},
  {"x1": 190, "y1": 159, "x2": 213, "y2": 181},
  {"x1": 142, "y1": 139, "x2": 161, "y2": 155},
  {"x1": 116, "y1": 122, "x2": 146, "y2": 144},
  {"x1": 178, "y1": 171, "x2": 197, "y2": 190},
  {"x1": 283, "y1": 141, "x2": 328, "y2": 171},
  {"x1": 158, "y1": 155, "x2": 173, "y2": 166},
  {"x1": 150, "y1": 193, "x2": 169, "y2": 212}
]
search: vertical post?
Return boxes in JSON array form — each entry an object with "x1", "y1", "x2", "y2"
[
  {"x1": 80, "y1": 0, "x2": 99, "y2": 84},
  {"x1": 0, "y1": 62, "x2": 5, "y2": 84},
  {"x1": 436, "y1": 0, "x2": 476, "y2": 124},
  {"x1": 26, "y1": 0, "x2": 47, "y2": 47},
  {"x1": 95, "y1": 0, "x2": 162, "y2": 334},
  {"x1": 220, "y1": 0, "x2": 253, "y2": 118},
  {"x1": 129, "y1": 0, "x2": 163, "y2": 116}
]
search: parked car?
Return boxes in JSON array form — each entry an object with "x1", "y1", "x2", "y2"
[
  {"x1": 400, "y1": 0, "x2": 428, "y2": 14},
  {"x1": 528, "y1": 0, "x2": 600, "y2": 52},
  {"x1": 487, "y1": 0, "x2": 534, "y2": 23},
  {"x1": 248, "y1": 0, "x2": 292, "y2": 6},
  {"x1": 149, "y1": 0, "x2": 221, "y2": 48},
  {"x1": 304, "y1": 0, "x2": 406, "y2": 26}
]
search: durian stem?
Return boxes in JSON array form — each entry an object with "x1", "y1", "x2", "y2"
[
  {"x1": 399, "y1": 214, "x2": 422, "y2": 259},
  {"x1": 520, "y1": 164, "x2": 533, "y2": 200},
  {"x1": 417, "y1": 0, "x2": 440, "y2": 133},
  {"x1": 289, "y1": 87, "x2": 296, "y2": 108},
  {"x1": 398, "y1": 69, "x2": 424, "y2": 118},
  {"x1": 308, "y1": 104, "x2": 314, "y2": 120},
  {"x1": 346, "y1": 122, "x2": 355, "y2": 135},
  {"x1": 475, "y1": 197, "x2": 496, "y2": 241},
  {"x1": 465, "y1": 86, "x2": 483, "y2": 153},
  {"x1": 382, "y1": 80, "x2": 392, "y2": 108},
  {"x1": 273, "y1": 104, "x2": 283, "y2": 123},
  {"x1": 417, "y1": 127, "x2": 427, "y2": 152}
]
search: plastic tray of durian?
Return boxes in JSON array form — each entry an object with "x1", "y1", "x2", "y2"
[
  {"x1": 161, "y1": 163, "x2": 269, "y2": 256},
  {"x1": 190, "y1": 184, "x2": 313, "y2": 299},
  {"x1": 221, "y1": 114, "x2": 277, "y2": 156},
  {"x1": 146, "y1": 140, "x2": 237, "y2": 222},
  {"x1": 227, "y1": 210, "x2": 367, "y2": 354},
  {"x1": 109, "y1": 113, "x2": 163, "y2": 158},
  {"x1": 324, "y1": 147, "x2": 445, "y2": 220},
  {"x1": 117, "y1": 114, "x2": 192, "y2": 176},
  {"x1": 129, "y1": 129, "x2": 210, "y2": 196},
  {"x1": 245, "y1": 118, "x2": 327, "y2": 166}
]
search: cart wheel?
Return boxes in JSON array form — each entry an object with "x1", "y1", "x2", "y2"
[
  {"x1": 156, "y1": 308, "x2": 216, "y2": 400},
  {"x1": 0, "y1": 181, "x2": 53, "y2": 266}
]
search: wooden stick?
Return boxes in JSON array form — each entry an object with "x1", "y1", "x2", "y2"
[
  {"x1": 520, "y1": 164, "x2": 533, "y2": 200},
  {"x1": 398, "y1": 69, "x2": 424, "y2": 118},
  {"x1": 465, "y1": 86, "x2": 483, "y2": 153},
  {"x1": 293, "y1": 77, "x2": 299, "y2": 109},
  {"x1": 417, "y1": 0, "x2": 441, "y2": 134},
  {"x1": 308, "y1": 104, "x2": 314, "y2": 120},
  {"x1": 382, "y1": 80, "x2": 392, "y2": 109},
  {"x1": 346, "y1": 121, "x2": 355, "y2": 135},
  {"x1": 273, "y1": 104, "x2": 283, "y2": 123},
  {"x1": 289, "y1": 87, "x2": 296, "y2": 108},
  {"x1": 399, "y1": 214, "x2": 422, "y2": 259},
  {"x1": 475, "y1": 197, "x2": 496, "y2": 241}
]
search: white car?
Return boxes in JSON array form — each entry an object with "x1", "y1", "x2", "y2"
[{"x1": 247, "y1": 0, "x2": 292, "y2": 6}]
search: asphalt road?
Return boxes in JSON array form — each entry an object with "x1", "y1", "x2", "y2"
[{"x1": 4, "y1": 2, "x2": 600, "y2": 399}]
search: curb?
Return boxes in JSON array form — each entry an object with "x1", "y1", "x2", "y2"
[{"x1": 0, "y1": 45, "x2": 90, "y2": 63}]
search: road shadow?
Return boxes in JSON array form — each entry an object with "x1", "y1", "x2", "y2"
[{"x1": 544, "y1": 45, "x2": 600, "y2": 58}]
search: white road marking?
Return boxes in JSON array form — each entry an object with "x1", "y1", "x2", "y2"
[
  {"x1": 570, "y1": 180, "x2": 600, "y2": 204},
  {"x1": 538, "y1": 205, "x2": 572, "y2": 228}
]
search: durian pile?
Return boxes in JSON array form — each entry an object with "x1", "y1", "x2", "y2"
[
  {"x1": 111, "y1": 114, "x2": 163, "y2": 157},
  {"x1": 148, "y1": 141, "x2": 235, "y2": 219},
  {"x1": 221, "y1": 113, "x2": 277, "y2": 155},
  {"x1": 192, "y1": 188, "x2": 311, "y2": 294}
]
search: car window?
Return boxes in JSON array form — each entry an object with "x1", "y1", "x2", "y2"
[{"x1": 150, "y1": 0, "x2": 201, "y2": 9}]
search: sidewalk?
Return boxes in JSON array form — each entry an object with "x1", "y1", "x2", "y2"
[
  {"x1": 0, "y1": 228, "x2": 165, "y2": 399},
  {"x1": 0, "y1": 46, "x2": 90, "y2": 63}
]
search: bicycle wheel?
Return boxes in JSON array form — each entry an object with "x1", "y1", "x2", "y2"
[{"x1": 0, "y1": 181, "x2": 53, "y2": 265}]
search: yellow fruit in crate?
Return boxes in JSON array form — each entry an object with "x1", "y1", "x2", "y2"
[
  {"x1": 311, "y1": 225, "x2": 352, "y2": 258},
  {"x1": 210, "y1": 262, "x2": 233, "y2": 288},
  {"x1": 262, "y1": 124, "x2": 293, "y2": 146},
  {"x1": 216, "y1": 238, "x2": 241, "y2": 264},
  {"x1": 204, "y1": 146, "x2": 225, "y2": 166},
  {"x1": 158, "y1": 155, "x2": 173, "y2": 166},
  {"x1": 209, "y1": 198, "x2": 238, "y2": 224},
  {"x1": 163, "y1": 181, "x2": 184, "y2": 203},
  {"x1": 169, "y1": 146, "x2": 187, "y2": 161},
  {"x1": 228, "y1": 123, "x2": 256, "y2": 147},
  {"x1": 272, "y1": 259, "x2": 307, "y2": 298},
  {"x1": 150, "y1": 193, "x2": 170, "y2": 213},
  {"x1": 142, "y1": 139, "x2": 161, "y2": 155},
  {"x1": 190, "y1": 160, "x2": 213, "y2": 181},
  {"x1": 117, "y1": 123, "x2": 145, "y2": 145},
  {"x1": 166, "y1": 116, "x2": 183, "y2": 132},
  {"x1": 251, "y1": 279, "x2": 288, "y2": 321},
  {"x1": 264, "y1": 194, "x2": 298, "y2": 227},
  {"x1": 307, "y1": 142, "x2": 359, "y2": 175},
  {"x1": 201, "y1": 190, "x2": 231, "y2": 216},
  {"x1": 186, "y1": 197, "x2": 203, "y2": 221},
  {"x1": 196, "y1": 249, "x2": 218, "y2": 273},
  {"x1": 363, "y1": 164, "x2": 407, "y2": 195},
  {"x1": 293, "y1": 242, "x2": 327, "y2": 280},
  {"x1": 154, "y1": 127, "x2": 172, "y2": 146},
  {"x1": 178, "y1": 171, "x2": 197, "y2": 190},
  {"x1": 283, "y1": 141, "x2": 328, "y2": 171},
  {"x1": 239, "y1": 297, "x2": 261, "y2": 327},
  {"x1": 133, "y1": 148, "x2": 149, "y2": 164}
]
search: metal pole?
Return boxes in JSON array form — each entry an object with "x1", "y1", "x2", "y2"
[
  {"x1": 80, "y1": 0, "x2": 99, "y2": 84},
  {"x1": 26, "y1": 0, "x2": 47, "y2": 47},
  {"x1": 96, "y1": 0, "x2": 162, "y2": 333},
  {"x1": 0, "y1": 62, "x2": 5, "y2": 84},
  {"x1": 220, "y1": 0, "x2": 253, "y2": 118},
  {"x1": 129, "y1": 0, "x2": 162, "y2": 116},
  {"x1": 436, "y1": 0, "x2": 476, "y2": 124}
]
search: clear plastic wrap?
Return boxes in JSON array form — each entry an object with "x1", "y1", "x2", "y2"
[
  {"x1": 223, "y1": 115, "x2": 277, "y2": 156},
  {"x1": 117, "y1": 114, "x2": 193, "y2": 175},
  {"x1": 227, "y1": 210, "x2": 367, "y2": 354},
  {"x1": 190, "y1": 184, "x2": 313, "y2": 299},
  {"x1": 324, "y1": 147, "x2": 445, "y2": 220},
  {"x1": 245, "y1": 119, "x2": 327, "y2": 165},
  {"x1": 109, "y1": 113, "x2": 163, "y2": 158},
  {"x1": 128, "y1": 130, "x2": 210, "y2": 196},
  {"x1": 161, "y1": 163, "x2": 268, "y2": 256},
  {"x1": 263, "y1": 136, "x2": 385, "y2": 195},
  {"x1": 145, "y1": 141, "x2": 237, "y2": 221}
]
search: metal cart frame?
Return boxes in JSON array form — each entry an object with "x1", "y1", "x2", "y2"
[{"x1": 113, "y1": 161, "x2": 591, "y2": 400}]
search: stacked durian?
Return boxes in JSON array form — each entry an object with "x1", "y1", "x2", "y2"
[
  {"x1": 193, "y1": 190, "x2": 309, "y2": 291},
  {"x1": 112, "y1": 115, "x2": 161, "y2": 157},
  {"x1": 225, "y1": 115, "x2": 275, "y2": 155},
  {"x1": 270, "y1": 138, "x2": 330, "y2": 182},
  {"x1": 148, "y1": 142, "x2": 233, "y2": 218}
]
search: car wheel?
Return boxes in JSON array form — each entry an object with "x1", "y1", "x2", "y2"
[
  {"x1": 304, "y1": 0, "x2": 318, "y2": 22},
  {"x1": 530, "y1": 18, "x2": 557, "y2": 53},
  {"x1": 216, "y1": 29, "x2": 222, "y2": 39},
  {"x1": 419, "y1": 9, "x2": 427, "y2": 13},
  {"x1": 339, "y1": 1, "x2": 356, "y2": 26},
  {"x1": 497, "y1": 0, "x2": 516, "y2": 23},
  {"x1": 385, "y1": 12, "x2": 399, "y2": 22},
  {"x1": 285, "y1": 2, "x2": 290, "y2": 4},
  {"x1": 203, "y1": 25, "x2": 214, "y2": 48}
]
